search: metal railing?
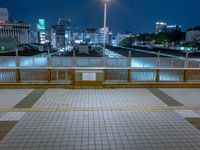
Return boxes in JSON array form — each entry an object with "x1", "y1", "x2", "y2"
[
  {"x1": 0, "y1": 56, "x2": 200, "y2": 84},
  {"x1": 1, "y1": 56, "x2": 198, "y2": 68},
  {"x1": 0, "y1": 66, "x2": 200, "y2": 83}
]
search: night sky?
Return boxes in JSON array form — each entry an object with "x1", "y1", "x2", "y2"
[{"x1": 0, "y1": 0, "x2": 200, "y2": 33}]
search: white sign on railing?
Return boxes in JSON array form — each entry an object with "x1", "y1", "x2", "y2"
[{"x1": 82, "y1": 72, "x2": 96, "y2": 81}]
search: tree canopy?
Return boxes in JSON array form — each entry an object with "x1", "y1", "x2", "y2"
[{"x1": 119, "y1": 31, "x2": 186, "y2": 46}]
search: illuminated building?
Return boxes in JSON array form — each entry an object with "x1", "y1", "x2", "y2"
[
  {"x1": 0, "y1": 22, "x2": 31, "y2": 44},
  {"x1": 167, "y1": 25, "x2": 182, "y2": 32},
  {"x1": 0, "y1": 8, "x2": 31, "y2": 44},
  {"x1": 98, "y1": 27, "x2": 112, "y2": 45},
  {"x1": 156, "y1": 22, "x2": 181, "y2": 33},
  {"x1": 50, "y1": 19, "x2": 71, "y2": 50},
  {"x1": 156, "y1": 22, "x2": 167, "y2": 34},
  {"x1": 37, "y1": 19, "x2": 46, "y2": 44},
  {"x1": 84, "y1": 28, "x2": 98, "y2": 44}
]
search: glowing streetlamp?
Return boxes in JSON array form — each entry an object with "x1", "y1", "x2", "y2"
[{"x1": 103, "y1": 0, "x2": 110, "y2": 56}]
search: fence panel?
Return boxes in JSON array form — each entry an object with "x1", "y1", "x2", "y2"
[
  {"x1": 20, "y1": 69, "x2": 48, "y2": 82},
  {"x1": 0, "y1": 69, "x2": 16, "y2": 82}
]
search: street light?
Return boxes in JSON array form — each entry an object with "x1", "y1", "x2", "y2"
[{"x1": 103, "y1": 0, "x2": 110, "y2": 57}]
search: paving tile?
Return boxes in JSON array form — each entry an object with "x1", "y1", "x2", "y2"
[
  {"x1": 14, "y1": 89, "x2": 46, "y2": 108},
  {"x1": 0, "y1": 111, "x2": 200, "y2": 149},
  {"x1": 0, "y1": 88, "x2": 200, "y2": 149},
  {"x1": 0, "y1": 89, "x2": 33, "y2": 108},
  {"x1": 149, "y1": 88, "x2": 184, "y2": 106},
  {"x1": 33, "y1": 89, "x2": 166, "y2": 108},
  {"x1": 0, "y1": 112, "x2": 26, "y2": 121},
  {"x1": 0, "y1": 121, "x2": 17, "y2": 141},
  {"x1": 175, "y1": 110, "x2": 200, "y2": 118},
  {"x1": 161, "y1": 88, "x2": 200, "y2": 106},
  {"x1": 186, "y1": 118, "x2": 200, "y2": 131}
]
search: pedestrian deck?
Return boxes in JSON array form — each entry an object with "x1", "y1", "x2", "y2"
[{"x1": 0, "y1": 88, "x2": 200, "y2": 150}]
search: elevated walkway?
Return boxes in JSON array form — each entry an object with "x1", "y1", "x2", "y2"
[{"x1": 0, "y1": 88, "x2": 200, "y2": 149}]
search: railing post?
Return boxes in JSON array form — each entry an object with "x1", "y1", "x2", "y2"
[
  {"x1": 128, "y1": 69, "x2": 131, "y2": 82},
  {"x1": 156, "y1": 69, "x2": 160, "y2": 82},
  {"x1": 15, "y1": 47, "x2": 20, "y2": 82},
  {"x1": 73, "y1": 50, "x2": 76, "y2": 67},
  {"x1": 16, "y1": 68, "x2": 20, "y2": 82},
  {"x1": 47, "y1": 69, "x2": 51, "y2": 83},
  {"x1": 72, "y1": 50, "x2": 76, "y2": 85},
  {"x1": 47, "y1": 47, "x2": 51, "y2": 67},
  {"x1": 184, "y1": 52, "x2": 189, "y2": 68},
  {"x1": 171, "y1": 58, "x2": 174, "y2": 68},
  {"x1": 127, "y1": 51, "x2": 132, "y2": 82},
  {"x1": 47, "y1": 47, "x2": 52, "y2": 83},
  {"x1": 183, "y1": 53, "x2": 189, "y2": 82},
  {"x1": 183, "y1": 69, "x2": 188, "y2": 82},
  {"x1": 156, "y1": 51, "x2": 160, "y2": 67}
]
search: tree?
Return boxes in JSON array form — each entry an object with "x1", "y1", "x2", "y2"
[{"x1": 119, "y1": 37, "x2": 135, "y2": 46}]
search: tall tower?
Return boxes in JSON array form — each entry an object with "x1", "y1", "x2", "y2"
[{"x1": 37, "y1": 19, "x2": 46, "y2": 44}]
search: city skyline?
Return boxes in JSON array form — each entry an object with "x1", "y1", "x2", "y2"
[{"x1": 0, "y1": 0, "x2": 200, "y2": 33}]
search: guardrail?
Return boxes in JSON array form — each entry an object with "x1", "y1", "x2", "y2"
[
  {"x1": 1, "y1": 55, "x2": 200, "y2": 85},
  {"x1": 1, "y1": 56, "x2": 200, "y2": 68},
  {"x1": 0, "y1": 67, "x2": 200, "y2": 83}
]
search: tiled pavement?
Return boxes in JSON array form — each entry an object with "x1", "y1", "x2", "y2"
[
  {"x1": 33, "y1": 89, "x2": 167, "y2": 108},
  {"x1": 0, "y1": 88, "x2": 200, "y2": 150},
  {"x1": 161, "y1": 89, "x2": 200, "y2": 106},
  {"x1": 0, "y1": 89, "x2": 33, "y2": 108}
]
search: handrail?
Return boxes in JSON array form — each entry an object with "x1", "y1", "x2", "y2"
[{"x1": 0, "y1": 67, "x2": 200, "y2": 70}]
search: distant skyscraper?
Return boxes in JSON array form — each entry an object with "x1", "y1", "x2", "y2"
[
  {"x1": 37, "y1": 19, "x2": 46, "y2": 44},
  {"x1": 50, "y1": 19, "x2": 71, "y2": 50},
  {"x1": 98, "y1": 27, "x2": 112, "y2": 45},
  {"x1": 156, "y1": 22, "x2": 167, "y2": 34}
]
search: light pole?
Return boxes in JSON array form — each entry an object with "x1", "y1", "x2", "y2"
[{"x1": 103, "y1": 0, "x2": 110, "y2": 57}]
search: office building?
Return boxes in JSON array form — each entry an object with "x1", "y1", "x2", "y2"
[
  {"x1": 36, "y1": 19, "x2": 46, "y2": 44},
  {"x1": 98, "y1": 27, "x2": 112, "y2": 45},
  {"x1": 0, "y1": 8, "x2": 31, "y2": 45},
  {"x1": 156, "y1": 22, "x2": 167, "y2": 33},
  {"x1": 84, "y1": 28, "x2": 98, "y2": 44},
  {"x1": 0, "y1": 22, "x2": 31, "y2": 44},
  {"x1": 167, "y1": 25, "x2": 182, "y2": 32},
  {"x1": 50, "y1": 19, "x2": 71, "y2": 50}
]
